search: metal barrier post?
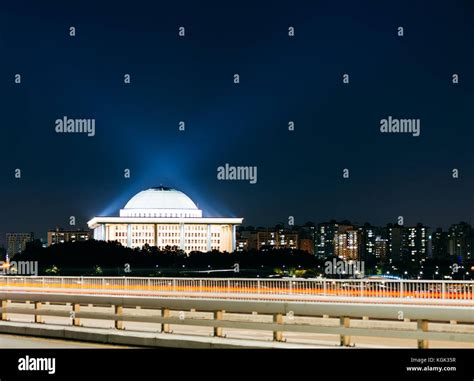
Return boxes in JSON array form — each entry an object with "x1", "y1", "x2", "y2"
[
  {"x1": 115, "y1": 305, "x2": 124, "y2": 330},
  {"x1": 340, "y1": 316, "x2": 351, "y2": 346},
  {"x1": 162, "y1": 308, "x2": 171, "y2": 333},
  {"x1": 34, "y1": 302, "x2": 44, "y2": 323},
  {"x1": 72, "y1": 303, "x2": 81, "y2": 326},
  {"x1": 273, "y1": 313, "x2": 284, "y2": 342},
  {"x1": 417, "y1": 320, "x2": 429, "y2": 349},
  {"x1": 1, "y1": 300, "x2": 7, "y2": 321},
  {"x1": 214, "y1": 310, "x2": 224, "y2": 337}
]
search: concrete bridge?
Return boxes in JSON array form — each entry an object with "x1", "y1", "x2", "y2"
[{"x1": 0, "y1": 276, "x2": 473, "y2": 348}]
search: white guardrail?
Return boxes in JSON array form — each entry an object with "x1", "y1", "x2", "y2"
[
  {"x1": 0, "y1": 276, "x2": 473, "y2": 301},
  {"x1": 0, "y1": 291, "x2": 473, "y2": 348}
]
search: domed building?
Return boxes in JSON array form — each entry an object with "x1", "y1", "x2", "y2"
[{"x1": 88, "y1": 187, "x2": 243, "y2": 253}]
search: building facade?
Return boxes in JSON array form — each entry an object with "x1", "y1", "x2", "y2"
[
  {"x1": 315, "y1": 221, "x2": 340, "y2": 258},
  {"x1": 236, "y1": 228, "x2": 299, "y2": 251},
  {"x1": 6, "y1": 232, "x2": 34, "y2": 257},
  {"x1": 47, "y1": 228, "x2": 91, "y2": 246},
  {"x1": 431, "y1": 228, "x2": 448, "y2": 260},
  {"x1": 405, "y1": 223, "x2": 428, "y2": 264},
  {"x1": 88, "y1": 187, "x2": 243, "y2": 253},
  {"x1": 447, "y1": 222, "x2": 472, "y2": 262},
  {"x1": 374, "y1": 236, "x2": 388, "y2": 261},
  {"x1": 386, "y1": 223, "x2": 428, "y2": 264},
  {"x1": 359, "y1": 225, "x2": 375, "y2": 261},
  {"x1": 334, "y1": 227, "x2": 360, "y2": 260}
]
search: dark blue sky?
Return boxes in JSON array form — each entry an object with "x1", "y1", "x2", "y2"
[{"x1": 0, "y1": 0, "x2": 472, "y2": 243}]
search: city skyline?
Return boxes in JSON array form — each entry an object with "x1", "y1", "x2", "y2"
[
  {"x1": 0, "y1": 0, "x2": 472, "y2": 246},
  {"x1": 5, "y1": 217, "x2": 472, "y2": 261},
  {"x1": 3, "y1": 212, "x2": 473, "y2": 247}
]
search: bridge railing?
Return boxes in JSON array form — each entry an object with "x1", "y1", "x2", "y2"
[
  {"x1": 0, "y1": 276, "x2": 473, "y2": 300},
  {"x1": 0, "y1": 290, "x2": 473, "y2": 348}
]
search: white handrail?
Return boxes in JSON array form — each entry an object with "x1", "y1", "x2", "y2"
[{"x1": 0, "y1": 276, "x2": 472, "y2": 301}]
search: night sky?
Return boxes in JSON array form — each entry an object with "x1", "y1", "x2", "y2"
[{"x1": 0, "y1": 0, "x2": 472, "y2": 243}]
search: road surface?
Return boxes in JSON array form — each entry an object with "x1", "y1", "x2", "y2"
[{"x1": 0, "y1": 333, "x2": 130, "y2": 348}]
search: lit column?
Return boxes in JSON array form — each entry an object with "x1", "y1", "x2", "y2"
[
  {"x1": 232, "y1": 224, "x2": 236, "y2": 252},
  {"x1": 97, "y1": 224, "x2": 106, "y2": 240},
  {"x1": 180, "y1": 223, "x2": 185, "y2": 250},
  {"x1": 207, "y1": 224, "x2": 211, "y2": 252},
  {"x1": 127, "y1": 224, "x2": 132, "y2": 247}
]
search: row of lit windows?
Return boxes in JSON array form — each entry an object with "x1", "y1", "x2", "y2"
[
  {"x1": 115, "y1": 232, "x2": 154, "y2": 237},
  {"x1": 111, "y1": 224, "x2": 220, "y2": 231},
  {"x1": 186, "y1": 233, "x2": 206, "y2": 237},
  {"x1": 118, "y1": 238, "x2": 221, "y2": 246},
  {"x1": 186, "y1": 239, "x2": 207, "y2": 244},
  {"x1": 160, "y1": 232, "x2": 179, "y2": 237},
  {"x1": 51, "y1": 233, "x2": 88, "y2": 238},
  {"x1": 185, "y1": 225, "x2": 207, "y2": 231},
  {"x1": 114, "y1": 232, "x2": 220, "y2": 238},
  {"x1": 158, "y1": 225, "x2": 179, "y2": 231},
  {"x1": 131, "y1": 225, "x2": 153, "y2": 230},
  {"x1": 161, "y1": 239, "x2": 180, "y2": 245},
  {"x1": 130, "y1": 212, "x2": 197, "y2": 218},
  {"x1": 132, "y1": 239, "x2": 154, "y2": 244},
  {"x1": 185, "y1": 246, "x2": 208, "y2": 251}
]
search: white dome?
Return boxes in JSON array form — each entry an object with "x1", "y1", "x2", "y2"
[
  {"x1": 120, "y1": 187, "x2": 202, "y2": 218},
  {"x1": 124, "y1": 187, "x2": 198, "y2": 210}
]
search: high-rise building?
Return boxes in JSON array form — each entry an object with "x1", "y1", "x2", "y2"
[
  {"x1": 386, "y1": 223, "x2": 428, "y2": 264},
  {"x1": 447, "y1": 222, "x2": 472, "y2": 262},
  {"x1": 47, "y1": 228, "x2": 91, "y2": 246},
  {"x1": 386, "y1": 224, "x2": 405, "y2": 263},
  {"x1": 235, "y1": 230, "x2": 249, "y2": 251},
  {"x1": 315, "y1": 221, "x2": 340, "y2": 258},
  {"x1": 431, "y1": 228, "x2": 449, "y2": 260},
  {"x1": 334, "y1": 227, "x2": 360, "y2": 260},
  {"x1": 237, "y1": 228, "x2": 305, "y2": 252},
  {"x1": 374, "y1": 236, "x2": 388, "y2": 261},
  {"x1": 358, "y1": 223, "x2": 383, "y2": 262},
  {"x1": 6, "y1": 232, "x2": 34, "y2": 257},
  {"x1": 254, "y1": 229, "x2": 298, "y2": 250},
  {"x1": 405, "y1": 223, "x2": 429, "y2": 263}
]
